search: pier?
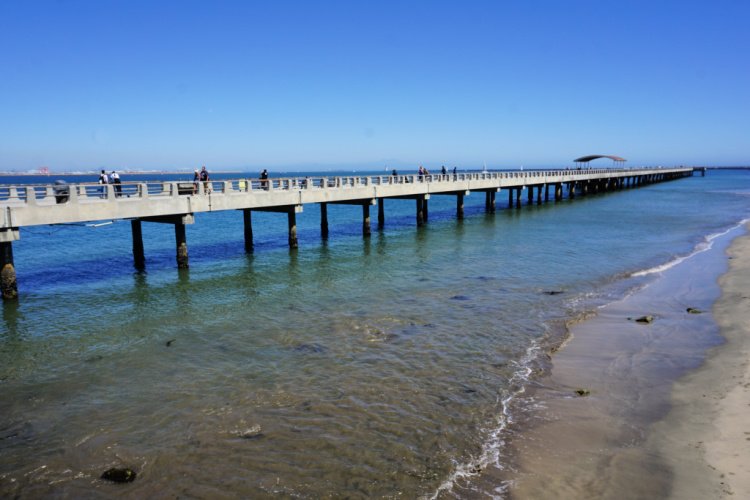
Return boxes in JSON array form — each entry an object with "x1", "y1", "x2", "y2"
[{"x1": 0, "y1": 167, "x2": 695, "y2": 299}]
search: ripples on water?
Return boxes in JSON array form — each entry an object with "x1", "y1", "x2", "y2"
[{"x1": 1, "y1": 170, "x2": 749, "y2": 497}]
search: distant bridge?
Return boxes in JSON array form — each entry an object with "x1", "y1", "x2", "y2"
[{"x1": 0, "y1": 166, "x2": 696, "y2": 299}]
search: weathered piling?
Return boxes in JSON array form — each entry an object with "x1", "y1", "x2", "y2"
[
  {"x1": 0, "y1": 241, "x2": 17, "y2": 300},
  {"x1": 131, "y1": 220, "x2": 146, "y2": 269},
  {"x1": 321, "y1": 203, "x2": 329, "y2": 238},
  {"x1": 287, "y1": 208, "x2": 298, "y2": 249},
  {"x1": 242, "y1": 209, "x2": 253, "y2": 252},
  {"x1": 416, "y1": 196, "x2": 426, "y2": 226},
  {"x1": 362, "y1": 204, "x2": 371, "y2": 237},
  {"x1": 175, "y1": 222, "x2": 189, "y2": 268}
]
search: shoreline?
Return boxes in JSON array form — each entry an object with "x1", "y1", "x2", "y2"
[
  {"x1": 649, "y1": 228, "x2": 750, "y2": 498},
  {"x1": 478, "y1": 223, "x2": 749, "y2": 498}
]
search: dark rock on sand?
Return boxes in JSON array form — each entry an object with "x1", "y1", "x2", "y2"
[
  {"x1": 575, "y1": 389, "x2": 591, "y2": 397},
  {"x1": 165, "y1": 339, "x2": 176, "y2": 347},
  {"x1": 542, "y1": 290, "x2": 565, "y2": 295},
  {"x1": 686, "y1": 307, "x2": 703, "y2": 314},
  {"x1": 634, "y1": 315, "x2": 654, "y2": 324},
  {"x1": 101, "y1": 468, "x2": 137, "y2": 483}
]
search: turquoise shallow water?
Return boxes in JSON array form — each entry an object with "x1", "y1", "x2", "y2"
[{"x1": 1, "y1": 169, "x2": 749, "y2": 497}]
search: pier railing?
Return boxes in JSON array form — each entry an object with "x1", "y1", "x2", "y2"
[{"x1": 0, "y1": 167, "x2": 688, "y2": 207}]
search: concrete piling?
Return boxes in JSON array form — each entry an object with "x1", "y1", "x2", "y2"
[
  {"x1": 175, "y1": 222, "x2": 189, "y2": 269},
  {"x1": 243, "y1": 209, "x2": 253, "y2": 253},
  {"x1": 363, "y1": 204, "x2": 371, "y2": 237},
  {"x1": 416, "y1": 197, "x2": 425, "y2": 226},
  {"x1": 321, "y1": 203, "x2": 329, "y2": 238},
  {"x1": 0, "y1": 241, "x2": 17, "y2": 300},
  {"x1": 288, "y1": 208, "x2": 298, "y2": 249},
  {"x1": 131, "y1": 220, "x2": 146, "y2": 269}
]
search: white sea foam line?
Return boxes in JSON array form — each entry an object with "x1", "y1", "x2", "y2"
[
  {"x1": 427, "y1": 341, "x2": 540, "y2": 500},
  {"x1": 631, "y1": 218, "x2": 750, "y2": 277}
]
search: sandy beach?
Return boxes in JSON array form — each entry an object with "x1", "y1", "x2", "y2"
[
  {"x1": 651, "y1": 229, "x2": 750, "y2": 499},
  {"x1": 487, "y1": 224, "x2": 750, "y2": 499}
]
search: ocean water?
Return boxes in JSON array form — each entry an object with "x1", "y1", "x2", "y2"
[{"x1": 1, "y1": 168, "x2": 749, "y2": 498}]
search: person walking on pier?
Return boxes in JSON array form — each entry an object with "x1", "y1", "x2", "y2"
[
  {"x1": 260, "y1": 169, "x2": 269, "y2": 190},
  {"x1": 200, "y1": 166, "x2": 211, "y2": 193}
]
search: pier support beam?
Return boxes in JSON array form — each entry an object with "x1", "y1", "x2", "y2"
[
  {"x1": 555, "y1": 183, "x2": 563, "y2": 201},
  {"x1": 320, "y1": 203, "x2": 329, "y2": 239},
  {"x1": 362, "y1": 204, "x2": 371, "y2": 237},
  {"x1": 329, "y1": 199, "x2": 377, "y2": 237},
  {"x1": 456, "y1": 192, "x2": 464, "y2": 219},
  {"x1": 483, "y1": 190, "x2": 496, "y2": 213},
  {"x1": 175, "y1": 222, "x2": 189, "y2": 269},
  {"x1": 416, "y1": 197, "x2": 425, "y2": 226},
  {"x1": 252, "y1": 205, "x2": 303, "y2": 249},
  {"x1": 288, "y1": 209, "x2": 298, "y2": 249},
  {"x1": 508, "y1": 189, "x2": 514, "y2": 208},
  {"x1": 536, "y1": 185, "x2": 543, "y2": 205},
  {"x1": 0, "y1": 238, "x2": 18, "y2": 301},
  {"x1": 138, "y1": 214, "x2": 194, "y2": 269},
  {"x1": 378, "y1": 200, "x2": 385, "y2": 228},
  {"x1": 131, "y1": 220, "x2": 146, "y2": 269},
  {"x1": 515, "y1": 188, "x2": 522, "y2": 208},
  {"x1": 545, "y1": 184, "x2": 549, "y2": 202},
  {"x1": 243, "y1": 209, "x2": 253, "y2": 253}
]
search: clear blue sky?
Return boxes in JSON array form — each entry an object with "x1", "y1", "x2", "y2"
[{"x1": 1, "y1": 0, "x2": 748, "y2": 172}]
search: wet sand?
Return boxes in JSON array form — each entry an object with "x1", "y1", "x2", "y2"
[
  {"x1": 480, "y1": 225, "x2": 750, "y2": 499},
  {"x1": 650, "y1": 230, "x2": 750, "y2": 499}
]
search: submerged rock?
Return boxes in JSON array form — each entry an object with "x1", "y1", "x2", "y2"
[
  {"x1": 634, "y1": 315, "x2": 654, "y2": 324},
  {"x1": 686, "y1": 307, "x2": 703, "y2": 314},
  {"x1": 450, "y1": 295, "x2": 471, "y2": 301},
  {"x1": 293, "y1": 343, "x2": 327, "y2": 354},
  {"x1": 542, "y1": 290, "x2": 565, "y2": 295},
  {"x1": 575, "y1": 389, "x2": 591, "y2": 397},
  {"x1": 234, "y1": 424, "x2": 264, "y2": 440},
  {"x1": 101, "y1": 467, "x2": 137, "y2": 483}
]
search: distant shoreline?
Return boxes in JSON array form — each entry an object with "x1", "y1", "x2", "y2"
[{"x1": 1, "y1": 166, "x2": 748, "y2": 177}]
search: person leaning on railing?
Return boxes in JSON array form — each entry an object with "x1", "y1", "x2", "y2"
[{"x1": 200, "y1": 166, "x2": 211, "y2": 193}]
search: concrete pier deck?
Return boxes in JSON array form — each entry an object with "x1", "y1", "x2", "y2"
[
  {"x1": 0, "y1": 167, "x2": 692, "y2": 229},
  {"x1": 0, "y1": 167, "x2": 696, "y2": 299}
]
